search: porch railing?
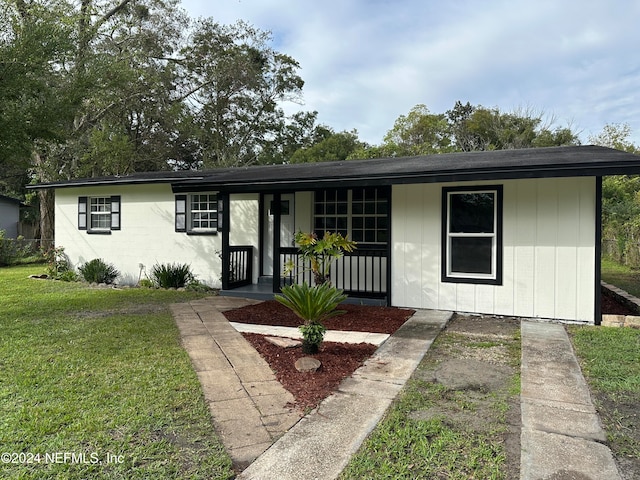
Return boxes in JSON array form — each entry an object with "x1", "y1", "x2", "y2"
[
  {"x1": 279, "y1": 246, "x2": 387, "y2": 298},
  {"x1": 228, "y1": 245, "x2": 253, "y2": 288}
]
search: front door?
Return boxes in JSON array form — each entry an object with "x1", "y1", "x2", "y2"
[{"x1": 262, "y1": 193, "x2": 295, "y2": 276}]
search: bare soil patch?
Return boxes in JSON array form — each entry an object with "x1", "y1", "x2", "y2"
[{"x1": 412, "y1": 314, "x2": 522, "y2": 479}]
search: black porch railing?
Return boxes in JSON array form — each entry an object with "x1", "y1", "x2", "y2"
[
  {"x1": 228, "y1": 245, "x2": 253, "y2": 288},
  {"x1": 279, "y1": 246, "x2": 387, "y2": 298}
]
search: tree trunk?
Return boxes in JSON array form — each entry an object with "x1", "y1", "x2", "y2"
[{"x1": 38, "y1": 189, "x2": 54, "y2": 251}]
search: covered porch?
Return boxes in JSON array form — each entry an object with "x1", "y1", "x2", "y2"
[{"x1": 218, "y1": 189, "x2": 391, "y2": 304}]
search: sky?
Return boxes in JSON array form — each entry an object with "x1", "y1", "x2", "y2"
[{"x1": 180, "y1": 0, "x2": 640, "y2": 146}]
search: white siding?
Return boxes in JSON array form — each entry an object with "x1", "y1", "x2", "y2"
[
  {"x1": 391, "y1": 177, "x2": 596, "y2": 323},
  {"x1": 55, "y1": 184, "x2": 223, "y2": 287}
]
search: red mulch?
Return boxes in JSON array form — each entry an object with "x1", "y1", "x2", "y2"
[
  {"x1": 224, "y1": 300, "x2": 415, "y2": 334},
  {"x1": 242, "y1": 333, "x2": 377, "y2": 410},
  {"x1": 601, "y1": 293, "x2": 637, "y2": 316},
  {"x1": 225, "y1": 301, "x2": 413, "y2": 409},
  {"x1": 226, "y1": 294, "x2": 634, "y2": 410}
]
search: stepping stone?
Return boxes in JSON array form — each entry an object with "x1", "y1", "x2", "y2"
[
  {"x1": 266, "y1": 337, "x2": 301, "y2": 348},
  {"x1": 295, "y1": 357, "x2": 321, "y2": 372}
]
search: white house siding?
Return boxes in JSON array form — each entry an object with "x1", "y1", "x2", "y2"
[
  {"x1": 55, "y1": 184, "x2": 223, "y2": 287},
  {"x1": 391, "y1": 177, "x2": 596, "y2": 323}
]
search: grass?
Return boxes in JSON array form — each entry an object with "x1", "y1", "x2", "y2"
[
  {"x1": 0, "y1": 264, "x2": 234, "y2": 479},
  {"x1": 601, "y1": 257, "x2": 640, "y2": 298},
  {"x1": 569, "y1": 325, "x2": 640, "y2": 459}
]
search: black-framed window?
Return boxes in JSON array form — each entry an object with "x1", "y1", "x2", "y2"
[
  {"x1": 175, "y1": 193, "x2": 219, "y2": 234},
  {"x1": 442, "y1": 186, "x2": 502, "y2": 284},
  {"x1": 314, "y1": 187, "x2": 388, "y2": 244},
  {"x1": 78, "y1": 196, "x2": 120, "y2": 233}
]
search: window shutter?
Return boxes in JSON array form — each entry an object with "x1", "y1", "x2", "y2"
[
  {"x1": 78, "y1": 197, "x2": 88, "y2": 230},
  {"x1": 110, "y1": 196, "x2": 121, "y2": 230},
  {"x1": 175, "y1": 195, "x2": 187, "y2": 232}
]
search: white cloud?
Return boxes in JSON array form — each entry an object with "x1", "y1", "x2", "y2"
[{"x1": 180, "y1": 0, "x2": 640, "y2": 146}]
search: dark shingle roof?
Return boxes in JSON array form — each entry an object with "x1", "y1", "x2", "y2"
[{"x1": 29, "y1": 145, "x2": 640, "y2": 192}]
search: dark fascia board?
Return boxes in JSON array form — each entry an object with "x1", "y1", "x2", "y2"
[
  {"x1": 28, "y1": 146, "x2": 640, "y2": 192},
  {"x1": 0, "y1": 194, "x2": 25, "y2": 205}
]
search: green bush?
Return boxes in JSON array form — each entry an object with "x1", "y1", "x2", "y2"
[
  {"x1": 0, "y1": 230, "x2": 17, "y2": 266},
  {"x1": 150, "y1": 262, "x2": 194, "y2": 289},
  {"x1": 42, "y1": 246, "x2": 73, "y2": 280},
  {"x1": 275, "y1": 282, "x2": 347, "y2": 353},
  {"x1": 79, "y1": 258, "x2": 120, "y2": 284}
]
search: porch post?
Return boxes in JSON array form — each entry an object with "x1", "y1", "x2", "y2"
[
  {"x1": 272, "y1": 192, "x2": 282, "y2": 293},
  {"x1": 594, "y1": 177, "x2": 602, "y2": 325},
  {"x1": 220, "y1": 192, "x2": 231, "y2": 291},
  {"x1": 385, "y1": 186, "x2": 392, "y2": 306}
]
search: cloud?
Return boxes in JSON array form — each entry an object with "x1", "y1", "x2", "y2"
[{"x1": 180, "y1": 0, "x2": 640, "y2": 145}]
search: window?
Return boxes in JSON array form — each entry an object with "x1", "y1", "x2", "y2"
[
  {"x1": 314, "y1": 187, "x2": 388, "y2": 244},
  {"x1": 175, "y1": 193, "x2": 219, "y2": 234},
  {"x1": 78, "y1": 196, "x2": 120, "y2": 233},
  {"x1": 442, "y1": 186, "x2": 502, "y2": 284}
]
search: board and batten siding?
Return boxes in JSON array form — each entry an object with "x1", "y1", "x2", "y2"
[
  {"x1": 391, "y1": 177, "x2": 596, "y2": 323},
  {"x1": 55, "y1": 184, "x2": 226, "y2": 287}
]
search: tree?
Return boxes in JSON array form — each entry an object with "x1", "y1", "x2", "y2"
[
  {"x1": 379, "y1": 104, "x2": 453, "y2": 157},
  {"x1": 289, "y1": 129, "x2": 365, "y2": 163},
  {"x1": 181, "y1": 20, "x2": 305, "y2": 168},
  {"x1": 590, "y1": 124, "x2": 640, "y2": 265}
]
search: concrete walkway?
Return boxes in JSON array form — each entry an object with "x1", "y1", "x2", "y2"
[
  {"x1": 170, "y1": 297, "x2": 301, "y2": 469},
  {"x1": 520, "y1": 321, "x2": 621, "y2": 480},
  {"x1": 171, "y1": 297, "x2": 623, "y2": 479}
]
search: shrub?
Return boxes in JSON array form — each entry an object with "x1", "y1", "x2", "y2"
[
  {"x1": 0, "y1": 230, "x2": 17, "y2": 266},
  {"x1": 79, "y1": 258, "x2": 120, "y2": 284},
  {"x1": 275, "y1": 282, "x2": 347, "y2": 353},
  {"x1": 150, "y1": 262, "x2": 194, "y2": 289},
  {"x1": 42, "y1": 246, "x2": 73, "y2": 280}
]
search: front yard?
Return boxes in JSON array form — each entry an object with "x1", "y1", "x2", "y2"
[{"x1": 0, "y1": 264, "x2": 234, "y2": 479}]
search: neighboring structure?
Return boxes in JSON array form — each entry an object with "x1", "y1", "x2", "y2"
[
  {"x1": 30, "y1": 146, "x2": 640, "y2": 324},
  {"x1": 0, "y1": 195, "x2": 22, "y2": 238}
]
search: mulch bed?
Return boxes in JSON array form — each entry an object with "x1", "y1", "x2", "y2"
[
  {"x1": 224, "y1": 300, "x2": 415, "y2": 333},
  {"x1": 242, "y1": 333, "x2": 377, "y2": 410},
  {"x1": 227, "y1": 294, "x2": 634, "y2": 410}
]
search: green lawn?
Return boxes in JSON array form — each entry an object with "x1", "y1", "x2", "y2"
[
  {"x1": 569, "y1": 325, "x2": 640, "y2": 461},
  {"x1": 0, "y1": 264, "x2": 234, "y2": 479},
  {"x1": 601, "y1": 257, "x2": 640, "y2": 298}
]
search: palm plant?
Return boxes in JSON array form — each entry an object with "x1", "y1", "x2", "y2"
[
  {"x1": 287, "y1": 231, "x2": 356, "y2": 285},
  {"x1": 275, "y1": 282, "x2": 347, "y2": 353}
]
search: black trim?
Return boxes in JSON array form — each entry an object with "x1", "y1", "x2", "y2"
[
  {"x1": 272, "y1": 193, "x2": 282, "y2": 294},
  {"x1": 595, "y1": 177, "x2": 603, "y2": 325},
  {"x1": 78, "y1": 197, "x2": 88, "y2": 230},
  {"x1": 221, "y1": 193, "x2": 231, "y2": 290},
  {"x1": 175, "y1": 194, "x2": 187, "y2": 232},
  {"x1": 110, "y1": 195, "x2": 121, "y2": 230},
  {"x1": 441, "y1": 185, "x2": 503, "y2": 285},
  {"x1": 385, "y1": 185, "x2": 392, "y2": 306},
  {"x1": 186, "y1": 231, "x2": 218, "y2": 236},
  {"x1": 86, "y1": 230, "x2": 112, "y2": 235}
]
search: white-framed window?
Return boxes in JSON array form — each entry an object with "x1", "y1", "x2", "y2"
[
  {"x1": 314, "y1": 187, "x2": 389, "y2": 244},
  {"x1": 175, "y1": 193, "x2": 219, "y2": 234},
  {"x1": 442, "y1": 186, "x2": 502, "y2": 284},
  {"x1": 78, "y1": 196, "x2": 120, "y2": 233}
]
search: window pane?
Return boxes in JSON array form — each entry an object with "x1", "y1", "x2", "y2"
[
  {"x1": 450, "y1": 237, "x2": 493, "y2": 274},
  {"x1": 450, "y1": 193, "x2": 494, "y2": 233}
]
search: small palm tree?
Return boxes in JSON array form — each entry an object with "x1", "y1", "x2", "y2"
[
  {"x1": 275, "y1": 282, "x2": 347, "y2": 353},
  {"x1": 288, "y1": 231, "x2": 356, "y2": 285}
]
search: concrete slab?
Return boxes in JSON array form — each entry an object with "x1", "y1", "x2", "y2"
[
  {"x1": 521, "y1": 429, "x2": 621, "y2": 480},
  {"x1": 520, "y1": 320, "x2": 621, "y2": 480}
]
